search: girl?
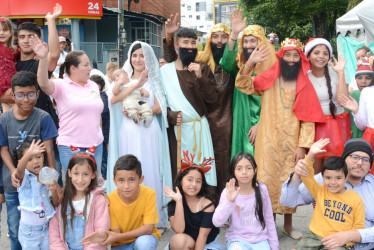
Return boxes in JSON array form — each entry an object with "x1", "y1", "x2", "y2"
[
  {"x1": 212, "y1": 152, "x2": 278, "y2": 250},
  {"x1": 0, "y1": 17, "x2": 17, "y2": 112},
  {"x1": 15, "y1": 140, "x2": 63, "y2": 249},
  {"x1": 304, "y1": 38, "x2": 350, "y2": 173},
  {"x1": 340, "y1": 62, "x2": 374, "y2": 175},
  {"x1": 49, "y1": 151, "x2": 110, "y2": 249},
  {"x1": 164, "y1": 151, "x2": 224, "y2": 250}
]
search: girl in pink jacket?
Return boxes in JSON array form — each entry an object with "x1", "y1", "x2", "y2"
[{"x1": 49, "y1": 151, "x2": 110, "y2": 249}]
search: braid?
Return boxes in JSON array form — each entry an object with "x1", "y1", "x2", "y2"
[{"x1": 325, "y1": 65, "x2": 336, "y2": 119}]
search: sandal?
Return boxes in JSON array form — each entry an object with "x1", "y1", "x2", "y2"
[{"x1": 282, "y1": 229, "x2": 303, "y2": 240}]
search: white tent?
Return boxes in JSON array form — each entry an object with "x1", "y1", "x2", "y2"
[{"x1": 336, "y1": 0, "x2": 374, "y2": 46}]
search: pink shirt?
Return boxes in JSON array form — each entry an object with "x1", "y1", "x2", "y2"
[{"x1": 51, "y1": 76, "x2": 104, "y2": 147}]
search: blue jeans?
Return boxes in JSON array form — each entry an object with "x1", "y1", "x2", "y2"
[
  {"x1": 54, "y1": 147, "x2": 63, "y2": 186},
  {"x1": 227, "y1": 238, "x2": 270, "y2": 250},
  {"x1": 5, "y1": 192, "x2": 22, "y2": 250},
  {"x1": 18, "y1": 222, "x2": 49, "y2": 249},
  {"x1": 65, "y1": 212, "x2": 86, "y2": 250},
  {"x1": 101, "y1": 143, "x2": 108, "y2": 179},
  {"x1": 112, "y1": 235, "x2": 158, "y2": 250},
  {"x1": 58, "y1": 143, "x2": 103, "y2": 179}
]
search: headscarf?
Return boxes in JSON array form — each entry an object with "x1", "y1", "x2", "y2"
[
  {"x1": 254, "y1": 38, "x2": 325, "y2": 123},
  {"x1": 196, "y1": 23, "x2": 231, "y2": 73},
  {"x1": 122, "y1": 41, "x2": 168, "y2": 126},
  {"x1": 236, "y1": 25, "x2": 277, "y2": 73}
]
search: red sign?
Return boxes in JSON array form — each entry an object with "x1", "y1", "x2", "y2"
[{"x1": 0, "y1": 0, "x2": 103, "y2": 18}]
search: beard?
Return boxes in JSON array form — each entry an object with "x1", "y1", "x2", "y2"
[
  {"x1": 280, "y1": 58, "x2": 301, "y2": 81},
  {"x1": 179, "y1": 47, "x2": 198, "y2": 67},
  {"x1": 243, "y1": 48, "x2": 255, "y2": 61},
  {"x1": 211, "y1": 42, "x2": 226, "y2": 64}
]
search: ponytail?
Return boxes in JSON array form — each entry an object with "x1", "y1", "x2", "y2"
[{"x1": 325, "y1": 65, "x2": 336, "y2": 119}]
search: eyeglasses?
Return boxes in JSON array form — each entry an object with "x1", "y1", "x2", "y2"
[
  {"x1": 349, "y1": 154, "x2": 371, "y2": 165},
  {"x1": 14, "y1": 92, "x2": 37, "y2": 100}
]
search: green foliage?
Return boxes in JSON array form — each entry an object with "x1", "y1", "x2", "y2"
[{"x1": 347, "y1": 0, "x2": 363, "y2": 11}]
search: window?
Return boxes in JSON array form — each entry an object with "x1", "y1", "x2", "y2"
[
  {"x1": 196, "y1": 2, "x2": 206, "y2": 12},
  {"x1": 187, "y1": 6, "x2": 191, "y2": 11},
  {"x1": 182, "y1": 4, "x2": 185, "y2": 7},
  {"x1": 199, "y1": 25, "x2": 204, "y2": 28},
  {"x1": 189, "y1": 15, "x2": 192, "y2": 18},
  {"x1": 206, "y1": 13, "x2": 213, "y2": 21},
  {"x1": 196, "y1": 15, "x2": 200, "y2": 20},
  {"x1": 181, "y1": 15, "x2": 185, "y2": 18}
]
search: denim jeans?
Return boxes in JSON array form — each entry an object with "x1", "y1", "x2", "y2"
[
  {"x1": 112, "y1": 235, "x2": 158, "y2": 250},
  {"x1": 65, "y1": 212, "x2": 86, "y2": 250},
  {"x1": 227, "y1": 238, "x2": 271, "y2": 250},
  {"x1": 18, "y1": 222, "x2": 49, "y2": 249},
  {"x1": 58, "y1": 143, "x2": 103, "y2": 180},
  {"x1": 5, "y1": 192, "x2": 22, "y2": 250},
  {"x1": 101, "y1": 143, "x2": 108, "y2": 180},
  {"x1": 54, "y1": 146, "x2": 63, "y2": 186}
]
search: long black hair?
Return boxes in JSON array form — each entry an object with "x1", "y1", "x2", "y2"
[
  {"x1": 129, "y1": 43, "x2": 142, "y2": 73},
  {"x1": 229, "y1": 152, "x2": 266, "y2": 230}
]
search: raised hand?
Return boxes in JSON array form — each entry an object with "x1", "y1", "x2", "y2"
[
  {"x1": 28, "y1": 139, "x2": 46, "y2": 157},
  {"x1": 329, "y1": 56, "x2": 347, "y2": 73},
  {"x1": 226, "y1": 178, "x2": 240, "y2": 202},
  {"x1": 163, "y1": 186, "x2": 182, "y2": 202},
  {"x1": 229, "y1": 8, "x2": 246, "y2": 36},
  {"x1": 30, "y1": 37, "x2": 49, "y2": 59},
  {"x1": 165, "y1": 13, "x2": 180, "y2": 35},
  {"x1": 137, "y1": 69, "x2": 149, "y2": 86},
  {"x1": 247, "y1": 45, "x2": 271, "y2": 66},
  {"x1": 309, "y1": 138, "x2": 330, "y2": 157},
  {"x1": 188, "y1": 63, "x2": 202, "y2": 78},
  {"x1": 294, "y1": 159, "x2": 310, "y2": 178},
  {"x1": 45, "y1": 3, "x2": 62, "y2": 22},
  {"x1": 338, "y1": 94, "x2": 358, "y2": 114}
]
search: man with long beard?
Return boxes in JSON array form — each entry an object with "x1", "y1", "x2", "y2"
[
  {"x1": 235, "y1": 38, "x2": 325, "y2": 240},
  {"x1": 163, "y1": 15, "x2": 234, "y2": 192},
  {"x1": 160, "y1": 28, "x2": 219, "y2": 186},
  {"x1": 220, "y1": 9, "x2": 277, "y2": 160}
]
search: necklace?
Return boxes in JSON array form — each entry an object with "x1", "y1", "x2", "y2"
[
  {"x1": 279, "y1": 77, "x2": 296, "y2": 109},
  {"x1": 214, "y1": 66, "x2": 230, "y2": 88}
]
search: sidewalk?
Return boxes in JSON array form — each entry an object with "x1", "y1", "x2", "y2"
[{"x1": 0, "y1": 203, "x2": 313, "y2": 250}]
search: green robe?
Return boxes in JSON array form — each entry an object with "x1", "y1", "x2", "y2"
[
  {"x1": 347, "y1": 90, "x2": 364, "y2": 138},
  {"x1": 220, "y1": 42, "x2": 261, "y2": 158}
]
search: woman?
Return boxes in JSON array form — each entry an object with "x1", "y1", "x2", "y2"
[
  {"x1": 107, "y1": 42, "x2": 172, "y2": 226},
  {"x1": 34, "y1": 40, "x2": 104, "y2": 177},
  {"x1": 305, "y1": 38, "x2": 351, "y2": 173}
]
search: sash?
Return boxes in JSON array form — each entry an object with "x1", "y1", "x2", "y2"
[{"x1": 160, "y1": 62, "x2": 217, "y2": 186}]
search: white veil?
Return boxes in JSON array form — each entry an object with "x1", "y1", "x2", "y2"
[{"x1": 122, "y1": 41, "x2": 168, "y2": 127}]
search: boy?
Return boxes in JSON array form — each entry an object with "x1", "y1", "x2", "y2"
[
  {"x1": 0, "y1": 71, "x2": 58, "y2": 250},
  {"x1": 293, "y1": 138, "x2": 365, "y2": 249},
  {"x1": 83, "y1": 154, "x2": 160, "y2": 249}
]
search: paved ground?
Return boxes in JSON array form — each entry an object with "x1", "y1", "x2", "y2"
[{"x1": 0, "y1": 203, "x2": 313, "y2": 250}]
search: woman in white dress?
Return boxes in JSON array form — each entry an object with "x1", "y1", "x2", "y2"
[{"x1": 107, "y1": 42, "x2": 172, "y2": 226}]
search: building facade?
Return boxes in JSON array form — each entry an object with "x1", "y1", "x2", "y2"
[{"x1": 180, "y1": 0, "x2": 214, "y2": 37}]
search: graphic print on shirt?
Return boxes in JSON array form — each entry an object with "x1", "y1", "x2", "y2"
[
  {"x1": 9, "y1": 130, "x2": 38, "y2": 144},
  {"x1": 235, "y1": 202, "x2": 260, "y2": 227},
  {"x1": 324, "y1": 199, "x2": 352, "y2": 223}
]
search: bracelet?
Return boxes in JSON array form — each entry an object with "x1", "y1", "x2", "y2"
[
  {"x1": 230, "y1": 37, "x2": 237, "y2": 42},
  {"x1": 244, "y1": 62, "x2": 253, "y2": 70}
]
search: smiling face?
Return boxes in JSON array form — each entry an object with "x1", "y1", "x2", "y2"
[
  {"x1": 68, "y1": 162, "x2": 96, "y2": 196},
  {"x1": 355, "y1": 49, "x2": 368, "y2": 62},
  {"x1": 234, "y1": 158, "x2": 255, "y2": 186},
  {"x1": 323, "y1": 169, "x2": 347, "y2": 193},
  {"x1": 346, "y1": 151, "x2": 371, "y2": 179},
  {"x1": 0, "y1": 23, "x2": 12, "y2": 45},
  {"x1": 211, "y1": 31, "x2": 229, "y2": 48},
  {"x1": 308, "y1": 44, "x2": 330, "y2": 70},
  {"x1": 12, "y1": 86, "x2": 39, "y2": 113},
  {"x1": 130, "y1": 47, "x2": 145, "y2": 73},
  {"x1": 114, "y1": 170, "x2": 143, "y2": 203},
  {"x1": 24, "y1": 149, "x2": 44, "y2": 176},
  {"x1": 181, "y1": 169, "x2": 203, "y2": 198}
]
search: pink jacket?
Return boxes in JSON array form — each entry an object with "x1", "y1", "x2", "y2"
[{"x1": 49, "y1": 187, "x2": 110, "y2": 250}]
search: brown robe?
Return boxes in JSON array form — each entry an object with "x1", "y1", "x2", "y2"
[{"x1": 163, "y1": 39, "x2": 234, "y2": 192}]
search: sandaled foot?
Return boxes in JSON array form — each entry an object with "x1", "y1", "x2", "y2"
[{"x1": 282, "y1": 228, "x2": 302, "y2": 240}]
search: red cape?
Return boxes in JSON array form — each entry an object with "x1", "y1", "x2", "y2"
[{"x1": 254, "y1": 46, "x2": 325, "y2": 123}]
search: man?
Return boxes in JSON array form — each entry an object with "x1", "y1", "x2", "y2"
[
  {"x1": 53, "y1": 36, "x2": 68, "y2": 78},
  {"x1": 236, "y1": 38, "x2": 325, "y2": 239},
  {"x1": 163, "y1": 14, "x2": 234, "y2": 192},
  {"x1": 220, "y1": 8, "x2": 277, "y2": 159},
  {"x1": 160, "y1": 27, "x2": 219, "y2": 185},
  {"x1": 281, "y1": 138, "x2": 374, "y2": 250}
]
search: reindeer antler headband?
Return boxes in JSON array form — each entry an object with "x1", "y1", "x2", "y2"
[{"x1": 181, "y1": 150, "x2": 214, "y2": 174}]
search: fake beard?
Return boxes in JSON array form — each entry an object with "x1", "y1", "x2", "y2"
[
  {"x1": 179, "y1": 47, "x2": 198, "y2": 67},
  {"x1": 211, "y1": 42, "x2": 226, "y2": 64},
  {"x1": 280, "y1": 58, "x2": 301, "y2": 81},
  {"x1": 243, "y1": 48, "x2": 255, "y2": 61}
]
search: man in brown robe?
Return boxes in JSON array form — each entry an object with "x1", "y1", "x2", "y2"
[
  {"x1": 163, "y1": 15, "x2": 234, "y2": 192},
  {"x1": 160, "y1": 27, "x2": 219, "y2": 185}
]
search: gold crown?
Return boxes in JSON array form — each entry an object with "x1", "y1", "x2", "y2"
[
  {"x1": 281, "y1": 38, "x2": 304, "y2": 50},
  {"x1": 211, "y1": 23, "x2": 231, "y2": 35},
  {"x1": 243, "y1": 25, "x2": 265, "y2": 37}
]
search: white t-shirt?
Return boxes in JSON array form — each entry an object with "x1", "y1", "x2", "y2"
[
  {"x1": 53, "y1": 51, "x2": 68, "y2": 77},
  {"x1": 72, "y1": 198, "x2": 86, "y2": 215},
  {"x1": 308, "y1": 67, "x2": 346, "y2": 116}
]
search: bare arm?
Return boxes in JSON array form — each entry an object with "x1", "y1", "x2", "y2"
[
  {"x1": 33, "y1": 38, "x2": 55, "y2": 95},
  {"x1": 43, "y1": 139, "x2": 56, "y2": 169},
  {"x1": 0, "y1": 89, "x2": 14, "y2": 103},
  {"x1": 228, "y1": 8, "x2": 246, "y2": 51},
  {"x1": 45, "y1": 4, "x2": 62, "y2": 72},
  {"x1": 151, "y1": 97, "x2": 161, "y2": 115},
  {"x1": 329, "y1": 57, "x2": 349, "y2": 106},
  {"x1": 164, "y1": 186, "x2": 185, "y2": 233},
  {"x1": 102, "y1": 224, "x2": 154, "y2": 245},
  {"x1": 194, "y1": 203, "x2": 215, "y2": 250}
]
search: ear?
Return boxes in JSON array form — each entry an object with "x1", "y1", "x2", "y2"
[
  {"x1": 139, "y1": 175, "x2": 144, "y2": 184},
  {"x1": 174, "y1": 39, "x2": 179, "y2": 50},
  {"x1": 36, "y1": 90, "x2": 40, "y2": 100},
  {"x1": 92, "y1": 171, "x2": 97, "y2": 180},
  {"x1": 67, "y1": 169, "x2": 72, "y2": 178},
  {"x1": 10, "y1": 91, "x2": 15, "y2": 101}
]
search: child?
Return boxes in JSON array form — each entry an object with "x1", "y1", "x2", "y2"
[
  {"x1": 49, "y1": 151, "x2": 110, "y2": 249},
  {"x1": 212, "y1": 152, "x2": 279, "y2": 250},
  {"x1": 0, "y1": 71, "x2": 58, "y2": 250},
  {"x1": 82, "y1": 154, "x2": 161, "y2": 249},
  {"x1": 112, "y1": 68, "x2": 153, "y2": 127},
  {"x1": 0, "y1": 17, "x2": 17, "y2": 112},
  {"x1": 164, "y1": 151, "x2": 224, "y2": 250},
  {"x1": 294, "y1": 138, "x2": 365, "y2": 249},
  {"x1": 15, "y1": 139, "x2": 62, "y2": 249}
]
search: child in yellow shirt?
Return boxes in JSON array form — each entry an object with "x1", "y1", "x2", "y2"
[{"x1": 293, "y1": 138, "x2": 365, "y2": 249}]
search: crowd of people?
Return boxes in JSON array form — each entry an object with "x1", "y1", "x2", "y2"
[{"x1": 0, "y1": 4, "x2": 374, "y2": 250}]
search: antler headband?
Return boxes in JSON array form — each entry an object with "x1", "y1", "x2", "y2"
[{"x1": 181, "y1": 150, "x2": 214, "y2": 174}]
